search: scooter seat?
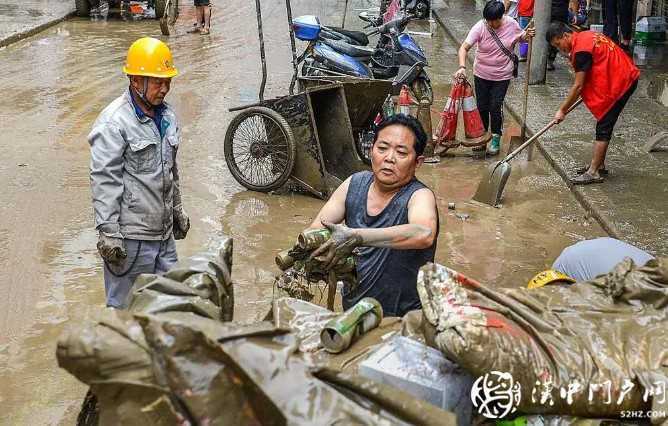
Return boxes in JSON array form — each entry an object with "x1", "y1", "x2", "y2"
[
  {"x1": 323, "y1": 26, "x2": 369, "y2": 46},
  {"x1": 321, "y1": 37, "x2": 374, "y2": 58}
]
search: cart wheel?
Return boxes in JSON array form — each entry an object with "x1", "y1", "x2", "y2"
[
  {"x1": 224, "y1": 107, "x2": 296, "y2": 192},
  {"x1": 411, "y1": 76, "x2": 433, "y2": 105}
]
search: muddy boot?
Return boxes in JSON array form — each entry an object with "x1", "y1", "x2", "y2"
[{"x1": 487, "y1": 134, "x2": 501, "y2": 156}]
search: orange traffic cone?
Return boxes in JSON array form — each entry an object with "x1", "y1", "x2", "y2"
[
  {"x1": 461, "y1": 81, "x2": 485, "y2": 140},
  {"x1": 398, "y1": 85, "x2": 412, "y2": 115}
]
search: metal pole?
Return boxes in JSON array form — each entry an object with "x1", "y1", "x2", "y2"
[
  {"x1": 529, "y1": 0, "x2": 551, "y2": 85},
  {"x1": 524, "y1": 34, "x2": 534, "y2": 160},
  {"x1": 255, "y1": 0, "x2": 267, "y2": 101},
  {"x1": 327, "y1": 271, "x2": 337, "y2": 311},
  {"x1": 285, "y1": 0, "x2": 299, "y2": 95},
  {"x1": 342, "y1": 0, "x2": 349, "y2": 28}
]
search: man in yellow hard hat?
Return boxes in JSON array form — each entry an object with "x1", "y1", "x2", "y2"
[{"x1": 88, "y1": 37, "x2": 190, "y2": 308}]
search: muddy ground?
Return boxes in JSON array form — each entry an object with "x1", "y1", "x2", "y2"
[{"x1": 0, "y1": 1, "x2": 605, "y2": 423}]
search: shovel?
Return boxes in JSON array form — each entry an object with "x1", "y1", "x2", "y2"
[
  {"x1": 509, "y1": 20, "x2": 534, "y2": 155},
  {"x1": 473, "y1": 98, "x2": 583, "y2": 207}
]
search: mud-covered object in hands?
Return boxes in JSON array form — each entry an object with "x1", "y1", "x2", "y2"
[
  {"x1": 127, "y1": 238, "x2": 234, "y2": 321},
  {"x1": 417, "y1": 257, "x2": 668, "y2": 420}
]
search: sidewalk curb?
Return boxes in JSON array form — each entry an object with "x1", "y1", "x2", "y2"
[
  {"x1": 0, "y1": 11, "x2": 75, "y2": 49},
  {"x1": 432, "y1": 8, "x2": 620, "y2": 239}
]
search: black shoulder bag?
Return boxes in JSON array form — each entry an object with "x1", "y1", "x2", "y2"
[{"x1": 486, "y1": 24, "x2": 519, "y2": 78}]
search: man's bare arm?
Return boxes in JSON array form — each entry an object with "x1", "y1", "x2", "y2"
[
  {"x1": 308, "y1": 177, "x2": 351, "y2": 229},
  {"x1": 353, "y1": 188, "x2": 438, "y2": 250}
]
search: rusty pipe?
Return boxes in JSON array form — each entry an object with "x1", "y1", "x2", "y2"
[{"x1": 255, "y1": 0, "x2": 267, "y2": 101}]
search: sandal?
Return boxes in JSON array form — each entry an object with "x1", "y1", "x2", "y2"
[
  {"x1": 187, "y1": 26, "x2": 201, "y2": 34},
  {"x1": 571, "y1": 172, "x2": 604, "y2": 185},
  {"x1": 576, "y1": 165, "x2": 609, "y2": 175},
  {"x1": 200, "y1": 28, "x2": 210, "y2": 35}
]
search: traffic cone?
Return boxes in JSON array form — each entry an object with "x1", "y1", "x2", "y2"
[
  {"x1": 461, "y1": 80, "x2": 485, "y2": 140},
  {"x1": 398, "y1": 85, "x2": 412, "y2": 116},
  {"x1": 373, "y1": 112, "x2": 383, "y2": 126},
  {"x1": 434, "y1": 82, "x2": 462, "y2": 145}
]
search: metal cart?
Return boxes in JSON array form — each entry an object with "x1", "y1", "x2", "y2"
[{"x1": 223, "y1": 0, "x2": 393, "y2": 199}]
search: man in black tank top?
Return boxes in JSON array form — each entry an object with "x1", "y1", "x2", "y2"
[{"x1": 308, "y1": 115, "x2": 439, "y2": 317}]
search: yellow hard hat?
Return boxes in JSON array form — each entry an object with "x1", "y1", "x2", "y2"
[
  {"x1": 123, "y1": 37, "x2": 178, "y2": 78},
  {"x1": 527, "y1": 270, "x2": 576, "y2": 289}
]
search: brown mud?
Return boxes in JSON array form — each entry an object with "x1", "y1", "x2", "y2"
[{"x1": 0, "y1": 1, "x2": 604, "y2": 423}]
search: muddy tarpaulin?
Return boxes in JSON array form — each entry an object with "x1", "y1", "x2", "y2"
[
  {"x1": 58, "y1": 241, "x2": 456, "y2": 425},
  {"x1": 59, "y1": 310, "x2": 455, "y2": 425},
  {"x1": 417, "y1": 258, "x2": 668, "y2": 421},
  {"x1": 127, "y1": 238, "x2": 234, "y2": 321}
]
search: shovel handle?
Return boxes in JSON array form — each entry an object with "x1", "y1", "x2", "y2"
[{"x1": 503, "y1": 98, "x2": 583, "y2": 163}]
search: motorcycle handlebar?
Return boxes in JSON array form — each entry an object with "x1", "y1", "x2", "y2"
[{"x1": 364, "y1": 13, "x2": 415, "y2": 37}]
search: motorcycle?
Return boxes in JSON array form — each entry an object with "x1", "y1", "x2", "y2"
[
  {"x1": 359, "y1": 0, "x2": 431, "y2": 25},
  {"x1": 294, "y1": 14, "x2": 433, "y2": 104}
]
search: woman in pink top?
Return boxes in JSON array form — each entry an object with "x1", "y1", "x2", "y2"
[{"x1": 454, "y1": 1, "x2": 534, "y2": 155}]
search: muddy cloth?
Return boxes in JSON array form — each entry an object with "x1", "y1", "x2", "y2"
[
  {"x1": 58, "y1": 311, "x2": 454, "y2": 425},
  {"x1": 344, "y1": 171, "x2": 438, "y2": 317},
  {"x1": 126, "y1": 238, "x2": 234, "y2": 321},
  {"x1": 417, "y1": 258, "x2": 668, "y2": 420},
  {"x1": 58, "y1": 243, "x2": 456, "y2": 425}
]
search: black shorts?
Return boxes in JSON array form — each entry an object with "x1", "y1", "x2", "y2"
[
  {"x1": 194, "y1": 0, "x2": 210, "y2": 6},
  {"x1": 595, "y1": 80, "x2": 637, "y2": 142}
]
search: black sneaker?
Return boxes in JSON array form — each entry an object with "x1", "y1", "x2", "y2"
[{"x1": 547, "y1": 61, "x2": 555, "y2": 71}]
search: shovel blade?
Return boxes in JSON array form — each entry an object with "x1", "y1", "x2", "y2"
[{"x1": 472, "y1": 161, "x2": 512, "y2": 206}]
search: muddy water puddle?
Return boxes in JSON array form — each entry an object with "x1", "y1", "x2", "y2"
[{"x1": 0, "y1": 1, "x2": 604, "y2": 423}]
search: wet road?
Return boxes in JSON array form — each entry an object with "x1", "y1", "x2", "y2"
[{"x1": 0, "y1": 1, "x2": 605, "y2": 423}]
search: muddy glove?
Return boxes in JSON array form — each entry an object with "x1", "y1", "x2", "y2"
[
  {"x1": 173, "y1": 204, "x2": 190, "y2": 240},
  {"x1": 310, "y1": 221, "x2": 363, "y2": 270},
  {"x1": 97, "y1": 231, "x2": 126, "y2": 266}
]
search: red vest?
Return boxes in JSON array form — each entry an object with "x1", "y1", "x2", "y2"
[
  {"x1": 570, "y1": 31, "x2": 640, "y2": 120},
  {"x1": 518, "y1": 0, "x2": 534, "y2": 17}
]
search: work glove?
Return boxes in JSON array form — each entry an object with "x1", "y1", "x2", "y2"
[
  {"x1": 310, "y1": 221, "x2": 363, "y2": 270},
  {"x1": 97, "y1": 231, "x2": 127, "y2": 266},
  {"x1": 173, "y1": 204, "x2": 190, "y2": 240}
]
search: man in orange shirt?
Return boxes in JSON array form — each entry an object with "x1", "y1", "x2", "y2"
[{"x1": 547, "y1": 22, "x2": 639, "y2": 185}]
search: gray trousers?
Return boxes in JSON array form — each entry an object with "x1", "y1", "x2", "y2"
[{"x1": 103, "y1": 237, "x2": 178, "y2": 308}]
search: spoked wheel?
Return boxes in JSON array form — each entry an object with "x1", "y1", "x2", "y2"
[
  {"x1": 411, "y1": 76, "x2": 433, "y2": 105},
  {"x1": 224, "y1": 107, "x2": 296, "y2": 192}
]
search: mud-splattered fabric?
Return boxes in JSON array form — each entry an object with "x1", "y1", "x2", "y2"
[{"x1": 418, "y1": 257, "x2": 668, "y2": 420}]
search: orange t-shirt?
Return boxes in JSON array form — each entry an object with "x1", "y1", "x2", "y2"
[{"x1": 570, "y1": 31, "x2": 640, "y2": 120}]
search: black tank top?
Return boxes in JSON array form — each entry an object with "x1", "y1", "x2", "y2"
[{"x1": 344, "y1": 171, "x2": 438, "y2": 317}]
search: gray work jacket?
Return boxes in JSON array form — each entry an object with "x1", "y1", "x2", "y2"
[{"x1": 89, "y1": 89, "x2": 182, "y2": 241}]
